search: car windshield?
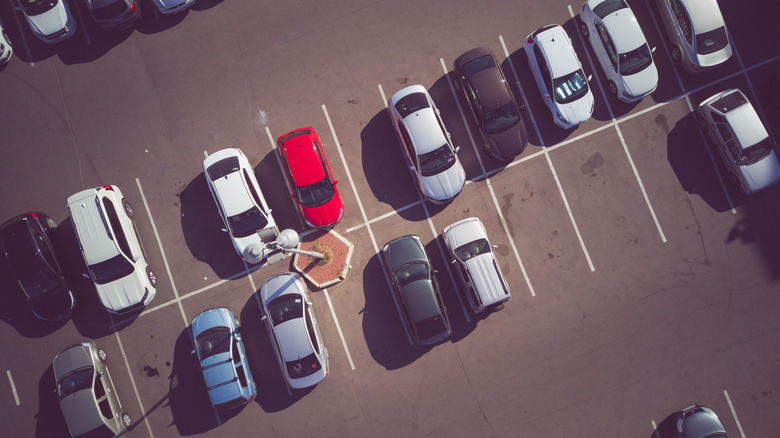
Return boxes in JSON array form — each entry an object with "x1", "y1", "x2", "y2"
[
  {"x1": 415, "y1": 315, "x2": 447, "y2": 341},
  {"x1": 286, "y1": 352, "x2": 321, "y2": 379},
  {"x1": 196, "y1": 327, "x2": 231, "y2": 359},
  {"x1": 19, "y1": 0, "x2": 58, "y2": 16},
  {"x1": 483, "y1": 102, "x2": 520, "y2": 134},
  {"x1": 461, "y1": 54, "x2": 496, "y2": 76},
  {"x1": 418, "y1": 144, "x2": 456, "y2": 177},
  {"x1": 696, "y1": 27, "x2": 728, "y2": 55},
  {"x1": 394, "y1": 92, "x2": 430, "y2": 119},
  {"x1": 206, "y1": 156, "x2": 240, "y2": 181},
  {"x1": 553, "y1": 70, "x2": 589, "y2": 104},
  {"x1": 394, "y1": 262, "x2": 429, "y2": 287},
  {"x1": 619, "y1": 43, "x2": 653, "y2": 76},
  {"x1": 740, "y1": 137, "x2": 773, "y2": 166},
  {"x1": 454, "y1": 238, "x2": 491, "y2": 262},
  {"x1": 227, "y1": 206, "x2": 268, "y2": 238},
  {"x1": 89, "y1": 254, "x2": 134, "y2": 285},
  {"x1": 267, "y1": 294, "x2": 303, "y2": 326},
  {"x1": 58, "y1": 367, "x2": 93, "y2": 399},
  {"x1": 592, "y1": 0, "x2": 627, "y2": 18},
  {"x1": 297, "y1": 177, "x2": 335, "y2": 207}
]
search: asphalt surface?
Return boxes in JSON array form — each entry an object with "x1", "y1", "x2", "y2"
[{"x1": 1, "y1": 0, "x2": 780, "y2": 437}]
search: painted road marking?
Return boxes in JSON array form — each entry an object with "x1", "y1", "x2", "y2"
[
  {"x1": 724, "y1": 389, "x2": 747, "y2": 438},
  {"x1": 6, "y1": 370, "x2": 19, "y2": 406},
  {"x1": 324, "y1": 288, "x2": 355, "y2": 370}
]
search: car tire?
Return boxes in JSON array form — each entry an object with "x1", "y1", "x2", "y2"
[
  {"x1": 122, "y1": 414, "x2": 132, "y2": 428},
  {"x1": 2, "y1": 31, "x2": 11, "y2": 48},
  {"x1": 146, "y1": 266, "x2": 157, "y2": 287},
  {"x1": 671, "y1": 46, "x2": 681, "y2": 62},
  {"x1": 728, "y1": 173, "x2": 739, "y2": 185},
  {"x1": 46, "y1": 217, "x2": 57, "y2": 229},
  {"x1": 97, "y1": 348, "x2": 107, "y2": 362},
  {"x1": 122, "y1": 199, "x2": 134, "y2": 218},
  {"x1": 580, "y1": 22, "x2": 589, "y2": 38},
  {"x1": 608, "y1": 81, "x2": 618, "y2": 95}
]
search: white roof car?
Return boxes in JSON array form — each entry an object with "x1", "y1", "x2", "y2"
[
  {"x1": 442, "y1": 217, "x2": 511, "y2": 313},
  {"x1": 654, "y1": 0, "x2": 732, "y2": 73},
  {"x1": 16, "y1": 0, "x2": 76, "y2": 44},
  {"x1": 152, "y1": 0, "x2": 195, "y2": 15},
  {"x1": 67, "y1": 185, "x2": 157, "y2": 314},
  {"x1": 387, "y1": 85, "x2": 466, "y2": 204},
  {"x1": 260, "y1": 272, "x2": 329, "y2": 389},
  {"x1": 524, "y1": 24, "x2": 595, "y2": 128},
  {"x1": 580, "y1": 0, "x2": 658, "y2": 102},
  {"x1": 202, "y1": 148, "x2": 279, "y2": 264},
  {"x1": 0, "y1": 22, "x2": 13, "y2": 65},
  {"x1": 698, "y1": 89, "x2": 780, "y2": 194}
]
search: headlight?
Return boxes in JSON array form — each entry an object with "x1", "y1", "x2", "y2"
[
  {"x1": 556, "y1": 111, "x2": 568, "y2": 125},
  {"x1": 337, "y1": 207, "x2": 344, "y2": 222}
]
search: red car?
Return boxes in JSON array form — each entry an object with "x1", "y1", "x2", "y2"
[{"x1": 277, "y1": 127, "x2": 345, "y2": 228}]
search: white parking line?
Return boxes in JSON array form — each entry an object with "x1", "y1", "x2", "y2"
[
  {"x1": 110, "y1": 316, "x2": 156, "y2": 437},
  {"x1": 728, "y1": 31, "x2": 775, "y2": 142},
  {"x1": 500, "y1": 35, "x2": 597, "y2": 272},
  {"x1": 323, "y1": 289, "x2": 355, "y2": 370},
  {"x1": 724, "y1": 389, "x2": 747, "y2": 438},
  {"x1": 135, "y1": 178, "x2": 188, "y2": 326},
  {"x1": 439, "y1": 56, "x2": 536, "y2": 296},
  {"x1": 6, "y1": 370, "x2": 20, "y2": 406},
  {"x1": 253, "y1": 293, "x2": 293, "y2": 396},
  {"x1": 651, "y1": 419, "x2": 660, "y2": 438},
  {"x1": 345, "y1": 199, "x2": 423, "y2": 233}
]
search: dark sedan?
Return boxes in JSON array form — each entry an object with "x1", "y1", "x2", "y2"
[
  {"x1": 0, "y1": 212, "x2": 75, "y2": 321},
  {"x1": 381, "y1": 235, "x2": 451, "y2": 346},
  {"x1": 453, "y1": 47, "x2": 529, "y2": 161},
  {"x1": 671, "y1": 405, "x2": 729, "y2": 438}
]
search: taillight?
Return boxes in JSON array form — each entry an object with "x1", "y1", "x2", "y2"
[
  {"x1": 103, "y1": 185, "x2": 113, "y2": 191},
  {"x1": 526, "y1": 36, "x2": 533, "y2": 43},
  {"x1": 130, "y1": 2, "x2": 135, "y2": 12},
  {"x1": 30, "y1": 212, "x2": 39, "y2": 219}
]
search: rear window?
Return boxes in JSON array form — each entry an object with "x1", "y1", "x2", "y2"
[
  {"x1": 696, "y1": 27, "x2": 728, "y2": 55},
  {"x1": 196, "y1": 327, "x2": 231, "y2": 359},
  {"x1": 415, "y1": 315, "x2": 447, "y2": 341},
  {"x1": 286, "y1": 352, "x2": 321, "y2": 379},
  {"x1": 206, "y1": 156, "x2": 240, "y2": 181},
  {"x1": 461, "y1": 54, "x2": 496, "y2": 77},
  {"x1": 91, "y1": 0, "x2": 128, "y2": 20},
  {"x1": 394, "y1": 92, "x2": 430, "y2": 119},
  {"x1": 267, "y1": 294, "x2": 303, "y2": 326}
]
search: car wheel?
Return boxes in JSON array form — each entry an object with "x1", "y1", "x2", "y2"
[
  {"x1": 728, "y1": 173, "x2": 739, "y2": 185},
  {"x1": 671, "y1": 46, "x2": 681, "y2": 62},
  {"x1": 2, "y1": 31, "x2": 11, "y2": 48},
  {"x1": 580, "y1": 22, "x2": 589, "y2": 37},
  {"x1": 146, "y1": 266, "x2": 157, "y2": 287},
  {"x1": 122, "y1": 414, "x2": 132, "y2": 428},
  {"x1": 46, "y1": 217, "x2": 57, "y2": 229},
  {"x1": 122, "y1": 199, "x2": 134, "y2": 218},
  {"x1": 97, "y1": 348, "x2": 107, "y2": 362},
  {"x1": 608, "y1": 81, "x2": 618, "y2": 95}
]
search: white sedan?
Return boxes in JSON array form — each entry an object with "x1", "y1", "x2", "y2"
[
  {"x1": 16, "y1": 0, "x2": 76, "y2": 44},
  {"x1": 203, "y1": 148, "x2": 279, "y2": 264},
  {"x1": 524, "y1": 24, "x2": 594, "y2": 128},
  {"x1": 387, "y1": 85, "x2": 466, "y2": 204},
  {"x1": 579, "y1": 0, "x2": 658, "y2": 103}
]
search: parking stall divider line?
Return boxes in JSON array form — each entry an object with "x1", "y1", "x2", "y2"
[
  {"x1": 253, "y1": 293, "x2": 293, "y2": 395},
  {"x1": 109, "y1": 315, "x2": 157, "y2": 437},
  {"x1": 135, "y1": 178, "x2": 188, "y2": 327},
  {"x1": 10, "y1": 4, "x2": 34, "y2": 66},
  {"x1": 500, "y1": 35, "x2": 596, "y2": 272},
  {"x1": 265, "y1": 126, "x2": 306, "y2": 230},
  {"x1": 439, "y1": 57, "x2": 537, "y2": 297},
  {"x1": 724, "y1": 389, "x2": 747, "y2": 438},
  {"x1": 345, "y1": 199, "x2": 423, "y2": 233},
  {"x1": 651, "y1": 420, "x2": 661, "y2": 438},
  {"x1": 53, "y1": 61, "x2": 86, "y2": 189},
  {"x1": 323, "y1": 289, "x2": 356, "y2": 370},
  {"x1": 6, "y1": 370, "x2": 20, "y2": 406},
  {"x1": 71, "y1": 1, "x2": 91, "y2": 45}
]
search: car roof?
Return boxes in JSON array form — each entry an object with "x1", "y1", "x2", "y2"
[
  {"x1": 536, "y1": 26, "x2": 580, "y2": 76},
  {"x1": 723, "y1": 99, "x2": 768, "y2": 149},
  {"x1": 281, "y1": 129, "x2": 327, "y2": 187},
  {"x1": 59, "y1": 389, "x2": 106, "y2": 436},
  {"x1": 469, "y1": 61, "x2": 513, "y2": 110},
  {"x1": 275, "y1": 318, "x2": 314, "y2": 362},
  {"x1": 601, "y1": 7, "x2": 646, "y2": 54},
  {"x1": 67, "y1": 189, "x2": 120, "y2": 265},
  {"x1": 212, "y1": 166, "x2": 254, "y2": 217},
  {"x1": 403, "y1": 107, "x2": 448, "y2": 155},
  {"x1": 401, "y1": 279, "x2": 441, "y2": 323},
  {"x1": 680, "y1": 0, "x2": 726, "y2": 34},
  {"x1": 383, "y1": 235, "x2": 427, "y2": 272}
]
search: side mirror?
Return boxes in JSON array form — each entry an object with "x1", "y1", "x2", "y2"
[
  {"x1": 651, "y1": 46, "x2": 657, "y2": 53},
  {"x1": 609, "y1": 64, "x2": 616, "y2": 71},
  {"x1": 409, "y1": 166, "x2": 417, "y2": 172},
  {"x1": 190, "y1": 349, "x2": 196, "y2": 356},
  {"x1": 451, "y1": 259, "x2": 456, "y2": 264},
  {"x1": 543, "y1": 92, "x2": 550, "y2": 98},
  {"x1": 454, "y1": 146, "x2": 460, "y2": 154},
  {"x1": 260, "y1": 315, "x2": 267, "y2": 322},
  {"x1": 221, "y1": 228, "x2": 228, "y2": 233},
  {"x1": 306, "y1": 301, "x2": 313, "y2": 308},
  {"x1": 97, "y1": 371, "x2": 104, "y2": 377},
  {"x1": 492, "y1": 244, "x2": 499, "y2": 248},
  {"x1": 82, "y1": 273, "x2": 90, "y2": 279},
  {"x1": 333, "y1": 180, "x2": 339, "y2": 185},
  {"x1": 587, "y1": 75, "x2": 593, "y2": 82}
]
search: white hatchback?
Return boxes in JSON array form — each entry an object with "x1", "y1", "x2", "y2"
[
  {"x1": 387, "y1": 85, "x2": 466, "y2": 204},
  {"x1": 203, "y1": 148, "x2": 279, "y2": 264},
  {"x1": 580, "y1": 0, "x2": 658, "y2": 102},
  {"x1": 524, "y1": 24, "x2": 594, "y2": 128},
  {"x1": 698, "y1": 89, "x2": 780, "y2": 194},
  {"x1": 17, "y1": 0, "x2": 76, "y2": 44}
]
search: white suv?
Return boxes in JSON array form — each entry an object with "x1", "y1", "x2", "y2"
[
  {"x1": 67, "y1": 185, "x2": 157, "y2": 313},
  {"x1": 442, "y1": 217, "x2": 511, "y2": 313}
]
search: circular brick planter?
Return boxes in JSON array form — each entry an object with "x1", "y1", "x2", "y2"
[{"x1": 292, "y1": 229, "x2": 354, "y2": 290}]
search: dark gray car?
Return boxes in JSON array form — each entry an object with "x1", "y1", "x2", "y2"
[
  {"x1": 671, "y1": 405, "x2": 728, "y2": 438},
  {"x1": 381, "y1": 235, "x2": 451, "y2": 346},
  {"x1": 453, "y1": 47, "x2": 529, "y2": 161}
]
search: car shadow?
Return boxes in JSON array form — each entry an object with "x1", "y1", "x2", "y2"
[
  {"x1": 34, "y1": 364, "x2": 70, "y2": 438},
  {"x1": 728, "y1": 184, "x2": 780, "y2": 277},
  {"x1": 666, "y1": 112, "x2": 742, "y2": 212},
  {"x1": 166, "y1": 328, "x2": 222, "y2": 434},
  {"x1": 134, "y1": 0, "x2": 190, "y2": 35},
  {"x1": 649, "y1": 411, "x2": 677, "y2": 438},
  {"x1": 190, "y1": 0, "x2": 223, "y2": 11},
  {"x1": 253, "y1": 151, "x2": 302, "y2": 234},
  {"x1": 55, "y1": 5, "x2": 136, "y2": 65},
  {"x1": 239, "y1": 292, "x2": 314, "y2": 412}
]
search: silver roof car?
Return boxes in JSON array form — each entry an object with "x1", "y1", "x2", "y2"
[{"x1": 443, "y1": 217, "x2": 511, "y2": 313}]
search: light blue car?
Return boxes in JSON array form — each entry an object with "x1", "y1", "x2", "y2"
[{"x1": 191, "y1": 307, "x2": 257, "y2": 410}]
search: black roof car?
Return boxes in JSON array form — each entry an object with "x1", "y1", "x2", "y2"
[
  {"x1": 671, "y1": 405, "x2": 728, "y2": 438},
  {"x1": 381, "y1": 235, "x2": 451, "y2": 346},
  {"x1": 0, "y1": 212, "x2": 75, "y2": 321}
]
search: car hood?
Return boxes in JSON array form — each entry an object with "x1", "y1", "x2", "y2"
[
  {"x1": 27, "y1": 4, "x2": 69, "y2": 36},
  {"x1": 556, "y1": 89, "x2": 594, "y2": 126},
  {"x1": 464, "y1": 254, "x2": 510, "y2": 304},
  {"x1": 95, "y1": 271, "x2": 146, "y2": 312},
  {"x1": 621, "y1": 62, "x2": 658, "y2": 99},
  {"x1": 487, "y1": 122, "x2": 528, "y2": 159},
  {"x1": 59, "y1": 389, "x2": 104, "y2": 437},
  {"x1": 300, "y1": 191, "x2": 344, "y2": 228},
  {"x1": 740, "y1": 150, "x2": 780, "y2": 193},
  {"x1": 420, "y1": 161, "x2": 465, "y2": 201}
]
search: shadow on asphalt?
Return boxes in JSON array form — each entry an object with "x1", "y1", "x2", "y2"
[{"x1": 34, "y1": 364, "x2": 70, "y2": 438}]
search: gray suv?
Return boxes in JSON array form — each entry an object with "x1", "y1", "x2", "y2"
[{"x1": 53, "y1": 342, "x2": 131, "y2": 437}]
